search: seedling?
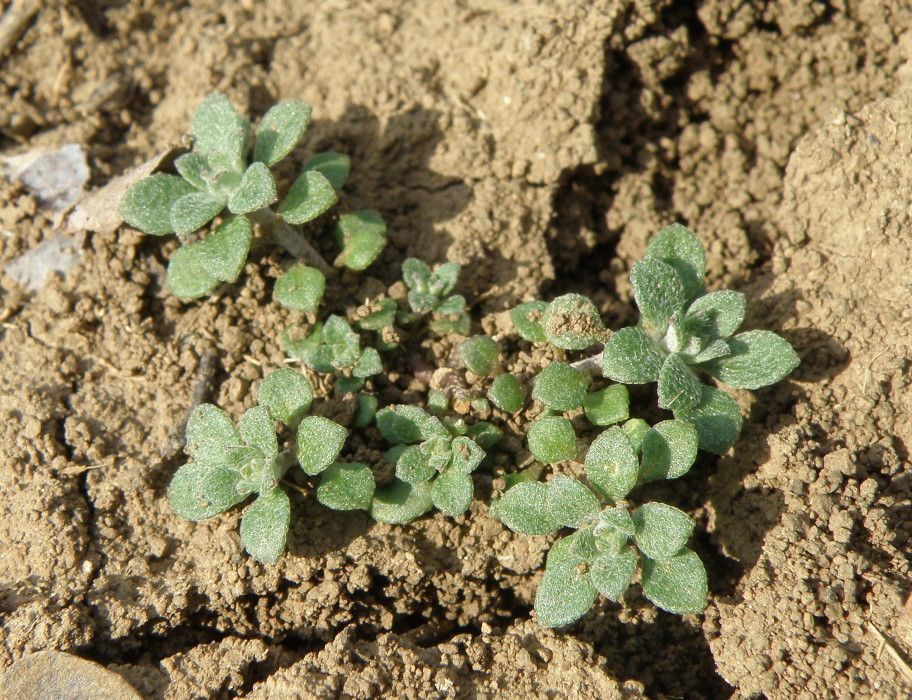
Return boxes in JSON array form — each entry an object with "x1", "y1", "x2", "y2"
[
  {"x1": 168, "y1": 368, "x2": 371, "y2": 563},
  {"x1": 401, "y1": 258, "x2": 471, "y2": 335},
  {"x1": 369, "y1": 405, "x2": 500, "y2": 523},
  {"x1": 120, "y1": 93, "x2": 387, "y2": 300}
]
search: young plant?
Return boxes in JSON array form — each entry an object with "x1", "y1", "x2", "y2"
[
  {"x1": 369, "y1": 405, "x2": 500, "y2": 523},
  {"x1": 401, "y1": 258, "x2": 471, "y2": 335},
  {"x1": 120, "y1": 93, "x2": 387, "y2": 299},
  {"x1": 168, "y1": 368, "x2": 370, "y2": 563}
]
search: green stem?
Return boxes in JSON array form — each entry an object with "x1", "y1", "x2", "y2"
[
  {"x1": 570, "y1": 348, "x2": 604, "y2": 377},
  {"x1": 248, "y1": 208, "x2": 333, "y2": 275}
]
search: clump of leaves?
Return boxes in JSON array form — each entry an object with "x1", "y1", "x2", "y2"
[
  {"x1": 168, "y1": 368, "x2": 372, "y2": 563},
  {"x1": 120, "y1": 93, "x2": 386, "y2": 300},
  {"x1": 401, "y1": 258, "x2": 471, "y2": 335},
  {"x1": 369, "y1": 405, "x2": 501, "y2": 523}
]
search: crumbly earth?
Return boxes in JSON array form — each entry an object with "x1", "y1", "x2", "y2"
[{"x1": 1, "y1": 0, "x2": 911, "y2": 698}]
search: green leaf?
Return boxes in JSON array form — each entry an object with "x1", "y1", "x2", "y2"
[
  {"x1": 240, "y1": 488, "x2": 290, "y2": 564},
  {"x1": 589, "y1": 548, "x2": 637, "y2": 601},
  {"x1": 510, "y1": 301, "x2": 549, "y2": 342},
  {"x1": 449, "y1": 436, "x2": 485, "y2": 473},
  {"x1": 305, "y1": 152, "x2": 351, "y2": 190},
  {"x1": 632, "y1": 502, "x2": 695, "y2": 560},
  {"x1": 491, "y1": 481, "x2": 561, "y2": 535},
  {"x1": 532, "y1": 362, "x2": 588, "y2": 412},
  {"x1": 527, "y1": 416, "x2": 577, "y2": 464},
  {"x1": 601, "y1": 327, "x2": 666, "y2": 383},
  {"x1": 429, "y1": 314, "x2": 470, "y2": 336},
  {"x1": 353, "y1": 347, "x2": 382, "y2": 378},
  {"x1": 334, "y1": 210, "x2": 387, "y2": 271},
  {"x1": 583, "y1": 385, "x2": 629, "y2": 426},
  {"x1": 355, "y1": 298, "x2": 397, "y2": 332},
  {"x1": 254, "y1": 101, "x2": 312, "y2": 167},
  {"x1": 432, "y1": 468, "x2": 474, "y2": 517},
  {"x1": 353, "y1": 395, "x2": 378, "y2": 428},
  {"x1": 174, "y1": 152, "x2": 208, "y2": 190},
  {"x1": 593, "y1": 506, "x2": 636, "y2": 553},
  {"x1": 295, "y1": 416, "x2": 347, "y2": 475},
  {"x1": 274, "y1": 263, "x2": 325, "y2": 313},
  {"x1": 191, "y1": 93, "x2": 250, "y2": 173},
  {"x1": 487, "y1": 373, "x2": 526, "y2": 413},
  {"x1": 376, "y1": 405, "x2": 436, "y2": 444},
  {"x1": 644, "y1": 223, "x2": 706, "y2": 300},
  {"x1": 641, "y1": 548, "x2": 708, "y2": 614},
  {"x1": 657, "y1": 353, "x2": 703, "y2": 411},
  {"x1": 257, "y1": 368, "x2": 314, "y2": 424},
  {"x1": 429, "y1": 262, "x2": 461, "y2": 296},
  {"x1": 120, "y1": 174, "x2": 195, "y2": 235},
  {"x1": 535, "y1": 560, "x2": 598, "y2": 628},
  {"x1": 698, "y1": 330, "x2": 799, "y2": 390},
  {"x1": 546, "y1": 530, "x2": 592, "y2": 569},
  {"x1": 168, "y1": 215, "x2": 252, "y2": 298},
  {"x1": 622, "y1": 418, "x2": 650, "y2": 452},
  {"x1": 639, "y1": 420, "x2": 699, "y2": 482},
  {"x1": 279, "y1": 169, "x2": 338, "y2": 225},
  {"x1": 186, "y1": 404, "x2": 241, "y2": 466},
  {"x1": 169, "y1": 191, "x2": 225, "y2": 237},
  {"x1": 369, "y1": 480, "x2": 435, "y2": 524},
  {"x1": 457, "y1": 336, "x2": 500, "y2": 376},
  {"x1": 228, "y1": 161, "x2": 277, "y2": 214},
  {"x1": 630, "y1": 258, "x2": 687, "y2": 334},
  {"x1": 685, "y1": 290, "x2": 745, "y2": 340},
  {"x1": 169, "y1": 462, "x2": 248, "y2": 521},
  {"x1": 674, "y1": 386, "x2": 743, "y2": 454},
  {"x1": 402, "y1": 258, "x2": 432, "y2": 293},
  {"x1": 541, "y1": 293, "x2": 606, "y2": 350},
  {"x1": 433, "y1": 295, "x2": 466, "y2": 316},
  {"x1": 585, "y1": 426, "x2": 638, "y2": 502},
  {"x1": 317, "y1": 463, "x2": 375, "y2": 510},
  {"x1": 692, "y1": 339, "x2": 731, "y2": 364},
  {"x1": 395, "y1": 445, "x2": 437, "y2": 484},
  {"x1": 546, "y1": 474, "x2": 600, "y2": 528},
  {"x1": 465, "y1": 422, "x2": 502, "y2": 449},
  {"x1": 238, "y1": 405, "x2": 278, "y2": 459}
]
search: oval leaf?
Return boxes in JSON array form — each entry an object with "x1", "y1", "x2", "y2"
[
  {"x1": 532, "y1": 362, "x2": 588, "y2": 412},
  {"x1": 395, "y1": 445, "x2": 437, "y2": 484},
  {"x1": 583, "y1": 385, "x2": 630, "y2": 426},
  {"x1": 305, "y1": 152, "x2": 351, "y2": 190},
  {"x1": 541, "y1": 293, "x2": 606, "y2": 350},
  {"x1": 535, "y1": 560, "x2": 598, "y2": 628},
  {"x1": 369, "y1": 480, "x2": 434, "y2": 524},
  {"x1": 279, "y1": 169, "x2": 338, "y2": 225},
  {"x1": 589, "y1": 548, "x2": 637, "y2": 601},
  {"x1": 169, "y1": 462, "x2": 248, "y2": 521},
  {"x1": 601, "y1": 326, "x2": 666, "y2": 384},
  {"x1": 510, "y1": 301, "x2": 549, "y2": 342},
  {"x1": 274, "y1": 263, "x2": 325, "y2": 313},
  {"x1": 657, "y1": 353, "x2": 702, "y2": 411},
  {"x1": 240, "y1": 488, "x2": 291, "y2": 564},
  {"x1": 170, "y1": 191, "x2": 224, "y2": 236},
  {"x1": 458, "y1": 336, "x2": 500, "y2": 376},
  {"x1": 546, "y1": 474, "x2": 601, "y2": 528},
  {"x1": 630, "y1": 258, "x2": 686, "y2": 334},
  {"x1": 191, "y1": 93, "x2": 250, "y2": 174},
  {"x1": 120, "y1": 174, "x2": 195, "y2": 235},
  {"x1": 639, "y1": 420, "x2": 699, "y2": 482},
  {"x1": 431, "y1": 468, "x2": 474, "y2": 517},
  {"x1": 228, "y1": 161, "x2": 277, "y2": 214},
  {"x1": 685, "y1": 290, "x2": 745, "y2": 340},
  {"x1": 674, "y1": 386, "x2": 743, "y2": 454},
  {"x1": 641, "y1": 548, "x2": 708, "y2": 614},
  {"x1": 257, "y1": 368, "x2": 314, "y2": 424},
  {"x1": 644, "y1": 223, "x2": 706, "y2": 300},
  {"x1": 317, "y1": 463, "x2": 375, "y2": 511},
  {"x1": 239, "y1": 405, "x2": 277, "y2": 459},
  {"x1": 295, "y1": 416, "x2": 347, "y2": 475},
  {"x1": 254, "y1": 101, "x2": 313, "y2": 167},
  {"x1": 334, "y1": 210, "x2": 387, "y2": 271},
  {"x1": 632, "y1": 502, "x2": 695, "y2": 560},
  {"x1": 491, "y1": 481, "x2": 561, "y2": 535},
  {"x1": 585, "y1": 426, "x2": 638, "y2": 501},
  {"x1": 698, "y1": 330, "x2": 799, "y2": 390},
  {"x1": 487, "y1": 373, "x2": 526, "y2": 413},
  {"x1": 186, "y1": 404, "x2": 241, "y2": 466},
  {"x1": 527, "y1": 416, "x2": 577, "y2": 464}
]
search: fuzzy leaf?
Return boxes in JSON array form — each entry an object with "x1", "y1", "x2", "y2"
[
  {"x1": 429, "y1": 314, "x2": 470, "y2": 336},
  {"x1": 639, "y1": 420, "x2": 699, "y2": 482},
  {"x1": 432, "y1": 468, "x2": 474, "y2": 517},
  {"x1": 449, "y1": 436, "x2": 485, "y2": 473},
  {"x1": 295, "y1": 416, "x2": 347, "y2": 475},
  {"x1": 535, "y1": 560, "x2": 598, "y2": 628},
  {"x1": 369, "y1": 480, "x2": 435, "y2": 524},
  {"x1": 256, "y1": 368, "x2": 313, "y2": 424},
  {"x1": 305, "y1": 152, "x2": 351, "y2": 190},
  {"x1": 527, "y1": 416, "x2": 577, "y2": 464},
  {"x1": 491, "y1": 481, "x2": 561, "y2": 535},
  {"x1": 589, "y1": 548, "x2": 637, "y2": 601},
  {"x1": 376, "y1": 405, "x2": 436, "y2": 444},
  {"x1": 167, "y1": 215, "x2": 252, "y2": 298},
  {"x1": 174, "y1": 152, "x2": 208, "y2": 190},
  {"x1": 433, "y1": 295, "x2": 466, "y2": 316},
  {"x1": 186, "y1": 404, "x2": 241, "y2": 466},
  {"x1": 120, "y1": 174, "x2": 196, "y2": 235},
  {"x1": 238, "y1": 405, "x2": 278, "y2": 459},
  {"x1": 334, "y1": 210, "x2": 387, "y2": 270},
  {"x1": 254, "y1": 101, "x2": 312, "y2": 167},
  {"x1": 692, "y1": 339, "x2": 731, "y2": 364},
  {"x1": 354, "y1": 395, "x2": 378, "y2": 428},
  {"x1": 641, "y1": 548, "x2": 708, "y2": 614},
  {"x1": 546, "y1": 529, "x2": 593, "y2": 569},
  {"x1": 465, "y1": 422, "x2": 502, "y2": 449},
  {"x1": 395, "y1": 445, "x2": 437, "y2": 484},
  {"x1": 633, "y1": 502, "x2": 695, "y2": 560},
  {"x1": 317, "y1": 463, "x2": 375, "y2": 511},
  {"x1": 542, "y1": 293, "x2": 606, "y2": 350},
  {"x1": 532, "y1": 362, "x2": 588, "y2": 412},
  {"x1": 644, "y1": 223, "x2": 706, "y2": 300},
  {"x1": 585, "y1": 426, "x2": 638, "y2": 502},
  {"x1": 601, "y1": 326, "x2": 666, "y2": 383},
  {"x1": 546, "y1": 474, "x2": 601, "y2": 528},
  {"x1": 674, "y1": 386, "x2": 742, "y2": 454},
  {"x1": 630, "y1": 258, "x2": 687, "y2": 334},
  {"x1": 353, "y1": 347, "x2": 382, "y2": 378},
  {"x1": 685, "y1": 290, "x2": 745, "y2": 340},
  {"x1": 583, "y1": 385, "x2": 629, "y2": 426},
  {"x1": 487, "y1": 373, "x2": 526, "y2": 413},
  {"x1": 169, "y1": 462, "x2": 248, "y2": 521},
  {"x1": 698, "y1": 330, "x2": 799, "y2": 390},
  {"x1": 510, "y1": 301, "x2": 549, "y2": 342},
  {"x1": 622, "y1": 418, "x2": 650, "y2": 453},
  {"x1": 240, "y1": 488, "x2": 290, "y2": 564},
  {"x1": 228, "y1": 161, "x2": 277, "y2": 214},
  {"x1": 657, "y1": 353, "x2": 703, "y2": 411},
  {"x1": 279, "y1": 170, "x2": 338, "y2": 225},
  {"x1": 593, "y1": 507, "x2": 636, "y2": 554},
  {"x1": 429, "y1": 262, "x2": 461, "y2": 296},
  {"x1": 458, "y1": 336, "x2": 500, "y2": 376},
  {"x1": 274, "y1": 263, "x2": 325, "y2": 313},
  {"x1": 402, "y1": 258, "x2": 432, "y2": 293},
  {"x1": 191, "y1": 93, "x2": 250, "y2": 174}
]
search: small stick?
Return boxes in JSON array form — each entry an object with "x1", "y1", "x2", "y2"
[
  {"x1": 869, "y1": 624, "x2": 912, "y2": 682},
  {"x1": 0, "y1": 0, "x2": 41, "y2": 64}
]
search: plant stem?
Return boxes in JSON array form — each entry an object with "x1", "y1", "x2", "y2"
[
  {"x1": 570, "y1": 348, "x2": 604, "y2": 377},
  {"x1": 249, "y1": 208, "x2": 333, "y2": 275}
]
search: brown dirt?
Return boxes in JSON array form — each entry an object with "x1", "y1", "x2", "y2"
[{"x1": 1, "y1": 0, "x2": 911, "y2": 698}]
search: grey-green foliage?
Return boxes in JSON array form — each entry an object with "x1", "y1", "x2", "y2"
[
  {"x1": 401, "y1": 258, "x2": 471, "y2": 335},
  {"x1": 284, "y1": 315, "x2": 382, "y2": 393},
  {"x1": 370, "y1": 406, "x2": 501, "y2": 523},
  {"x1": 169, "y1": 368, "x2": 361, "y2": 563},
  {"x1": 120, "y1": 92, "x2": 386, "y2": 299},
  {"x1": 600, "y1": 224, "x2": 799, "y2": 448},
  {"x1": 490, "y1": 474, "x2": 707, "y2": 625}
]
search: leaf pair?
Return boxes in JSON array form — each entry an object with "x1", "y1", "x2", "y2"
[
  {"x1": 401, "y1": 258, "x2": 470, "y2": 335},
  {"x1": 511, "y1": 294, "x2": 607, "y2": 350},
  {"x1": 284, "y1": 315, "x2": 382, "y2": 392}
]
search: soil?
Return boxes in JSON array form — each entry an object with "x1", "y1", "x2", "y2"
[{"x1": 1, "y1": 0, "x2": 911, "y2": 698}]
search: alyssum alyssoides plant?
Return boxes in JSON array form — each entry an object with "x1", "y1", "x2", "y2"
[
  {"x1": 487, "y1": 223, "x2": 799, "y2": 626},
  {"x1": 120, "y1": 93, "x2": 387, "y2": 299}
]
